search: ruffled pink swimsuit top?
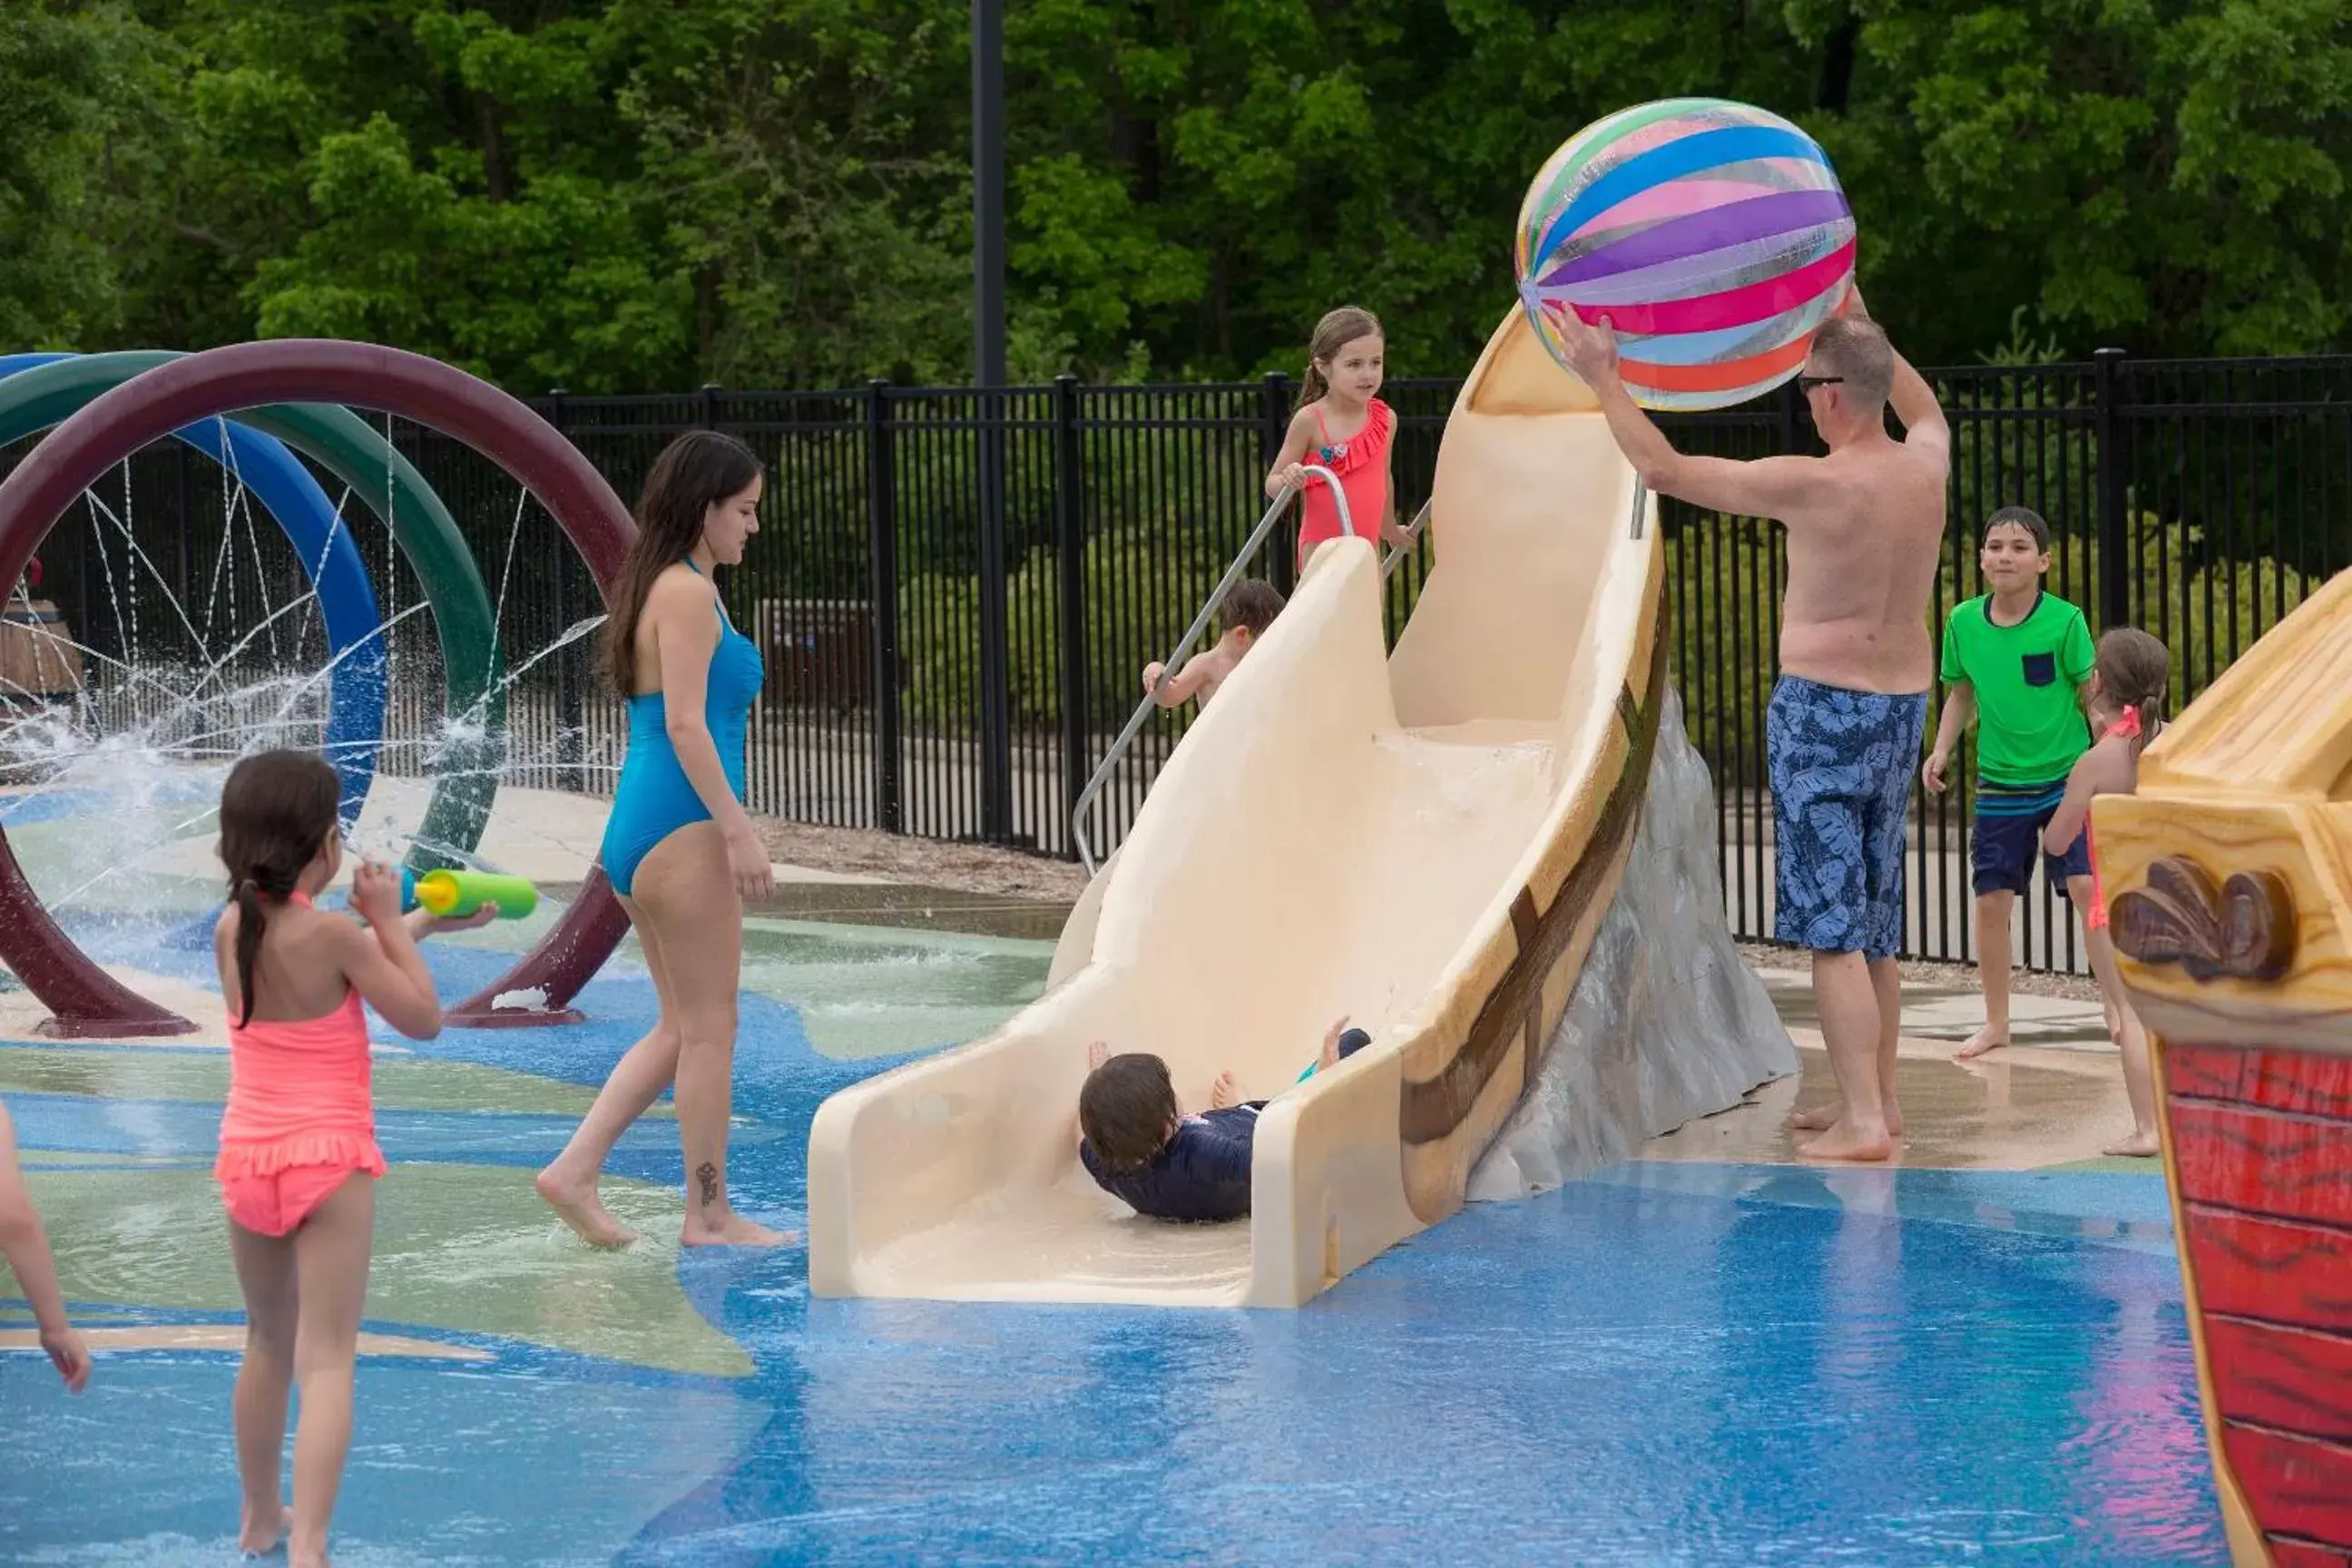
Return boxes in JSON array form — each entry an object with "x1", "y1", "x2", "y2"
[
  {"x1": 216, "y1": 893, "x2": 387, "y2": 1202},
  {"x1": 1297, "y1": 397, "x2": 1393, "y2": 568}
]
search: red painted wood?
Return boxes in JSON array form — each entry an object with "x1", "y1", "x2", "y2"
[
  {"x1": 2268, "y1": 1536, "x2": 2352, "y2": 1568},
  {"x1": 2202, "y1": 1315, "x2": 2352, "y2": 1442},
  {"x1": 2184, "y1": 1208, "x2": 2352, "y2": 1337},
  {"x1": 2219, "y1": 1423, "x2": 2352, "y2": 1551},
  {"x1": 2169, "y1": 1102, "x2": 2352, "y2": 1228},
  {"x1": 2170, "y1": 1045, "x2": 2352, "y2": 1123}
]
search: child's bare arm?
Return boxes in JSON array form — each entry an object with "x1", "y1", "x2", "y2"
[
  {"x1": 1264, "y1": 408, "x2": 1317, "y2": 499},
  {"x1": 1145, "y1": 653, "x2": 1216, "y2": 709},
  {"x1": 338, "y1": 863, "x2": 444, "y2": 1039},
  {"x1": 402, "y1": 904, "x2": 499, "y2": 944},
  {"x1": 0, "y1": 1105, "x2": 90, "y2": 1392},
  {"x1": 1379, "y1": 452, "x2": 1412, "y2": 551},
  {"x1": 1924, "y1": 682, "x2": 1975, "y2": 792},
  {"x1": 2043, "y1": 740, "x2": 2122, "y2": 857}
]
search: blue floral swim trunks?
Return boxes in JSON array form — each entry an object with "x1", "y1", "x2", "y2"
[{"x1": 1767, "y1": 676, "x2": 1929, "y2": 961}]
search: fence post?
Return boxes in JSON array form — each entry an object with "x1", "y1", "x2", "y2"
[
  {"x1": 1053, "y1": 375, "x2": 1088, "y2": 859},
  {"x1": 547, "y1": 387, "x2": 585, "y2": 793},
  {"x1": 2093, "y1": 347, "x2": 2130, "y2": 630},
  {"x1": 75, "y1": 520, "x2": 93, "y2": 663},
  {"x1": 700, "y1": 382, "x2": 722, "y2": 431},
  {"x1": 1261, "y1": 371, "x2": 1294, "y2": 595},
  {"x1": 975, "y1": 387, "x2": 1014, "y2": 843},
  {"x1": 175, "y1": 440, "x2": 195, "y2": 610},
  {"x1": 866, "y1": 379, "x2": 904, "y2": 834}
]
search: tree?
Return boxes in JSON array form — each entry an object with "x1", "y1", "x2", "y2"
[{"x1": 13, "y1": 0, "x2": 2352, "y2": 388}]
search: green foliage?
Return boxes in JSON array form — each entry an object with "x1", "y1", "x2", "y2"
[
  {"x1": 0, "y1": 5, "x2": 179, "y2": 348},
  {"x1": 13, "y1": 0, "x2": 2352, "y2": 387},
  {"x1": 899, "y1": 524, "x2": 1231, "y2": 732}
]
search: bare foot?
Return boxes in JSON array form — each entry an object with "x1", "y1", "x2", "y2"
[
  {"x1": 1796, "y1": 1120, "x2": 1895, "y2": 1162},
  {"x1": 681, "y1": 1211, "x2": 798, "y2": 1248},
  {"x1": 238, "y1": 1502, "x2": 291, "y2": 1554},
  {"x1": 1955, "y1": 1023, "x2": 2009, "y2": 1060},
  {"x1": 1086, "y1": 1039, "x2": 1109, "y2": 1071},
  {"x1": 289, "y1": 1544, "x2": 329, "y2": 1568},
  {"x1": 1792, "y1": 1101, "x2": 1905, "y2": 1137},
  {"x1": 2102, "y1": 1129, "x2": 2161, "y2": 1158},
  {"x1": 1209, "y1": 1070, "x2": 1240, "y2": 1110},
  {"x1": 534, "y1": 1168, "x2": 639, "y2": 1249}
]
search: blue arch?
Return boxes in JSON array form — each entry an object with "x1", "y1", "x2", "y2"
[{"x1": 0, "y1": 353, "x2": 387, "y2": 816}]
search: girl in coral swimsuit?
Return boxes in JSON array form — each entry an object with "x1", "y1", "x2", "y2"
[
  {"x1": 211, "y1": 750, "x2": 491, "y2": 1564},
  {"x1": 2041, "y1": 627, "x2": 2171, "y2": 1158},
  {"x1": 1266, "y1": 306, "x2": 1418, "y2": 573}
]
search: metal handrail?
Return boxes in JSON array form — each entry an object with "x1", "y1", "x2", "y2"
[
  {"x1": 1382, "y1": 496, "x2": 1433, "y2": 581},
  {"x1": 1070, "y1": 466, "x2": 1645, "y2": 872},
  {"x1": 1072, "y1": 464, "x2": 1357, "y2": 874}
]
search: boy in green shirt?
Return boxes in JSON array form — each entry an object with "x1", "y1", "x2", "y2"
[{"x1": 1923, "y1": 506, "x2": 2096, "y2": 1057}]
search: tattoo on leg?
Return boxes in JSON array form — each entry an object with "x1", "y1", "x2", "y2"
[{"x1": 695, "y1": 1161, "x2": 719, "y2": 1206}]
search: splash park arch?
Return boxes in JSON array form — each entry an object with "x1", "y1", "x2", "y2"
[{"x1": 0, "y1": 339, "x2": 639, "y2": 1037}]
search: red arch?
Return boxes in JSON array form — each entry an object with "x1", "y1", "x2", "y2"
[{"x1": 0, "y1": 340, "x2": 633, "y2": 1034}]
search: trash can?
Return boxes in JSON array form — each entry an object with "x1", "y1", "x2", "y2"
[
  {"x1": 0, "y1": 597, "x2": 84, "y2": 701},
  {"x1": 753, "y1": 599, "x2": 873, "y2": 708}
]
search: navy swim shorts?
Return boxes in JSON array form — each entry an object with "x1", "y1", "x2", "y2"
[
  {"x1": 1972, "y1": 779, "x2": 2094, "y2": 897},
  {"x1": 1768, "y1": 675, "x2": 1928, "y2": 961}
]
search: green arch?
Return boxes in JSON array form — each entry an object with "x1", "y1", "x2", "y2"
[{"x1": 0, "y1": 352, "x2": 505, "y2": 867}]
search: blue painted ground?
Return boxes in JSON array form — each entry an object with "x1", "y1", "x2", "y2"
[{"x1": 1, "y1": 930, "x2": 2225, "y2": 1565}]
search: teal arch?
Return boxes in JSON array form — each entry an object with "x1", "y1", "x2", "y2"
[{"x1": 0, "y1": 352, "x2": 505, "y2": 867}]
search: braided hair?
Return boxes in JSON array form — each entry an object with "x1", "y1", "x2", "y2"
[{"x1": 216, "y1": 751, "x2": 341, "y2": 1025}]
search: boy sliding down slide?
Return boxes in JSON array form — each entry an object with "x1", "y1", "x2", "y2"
[{"x1": 1077, "y1": 1019, "x2": 1371, "y2": 1222}]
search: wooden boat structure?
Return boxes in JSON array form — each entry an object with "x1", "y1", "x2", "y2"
[{"x1": 2095, "y1": 564, "x2": 2352, "y2": 1566}]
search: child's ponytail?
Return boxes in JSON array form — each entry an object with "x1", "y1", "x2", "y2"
[
  {"x1": 2093, "y1": 627, "x2": 2171, "y2": 760},
  {"x1": 1298, "y1": 358, "x2": 1328, "y2": 409},
  {"x1": 1294, "y1": 306, "x2": 1384, "y2": 412},
  {"x1": 232, "y1": 878, "x2": 270, "y2": 1028}
]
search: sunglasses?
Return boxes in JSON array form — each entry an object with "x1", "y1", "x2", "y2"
[{"x1": 1798, "y1": 375, "x2": 1844, "y2": 392}]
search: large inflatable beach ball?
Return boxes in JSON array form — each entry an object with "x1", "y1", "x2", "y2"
[{"x1": 1516, "y1": 99, "x2": 1855, "y2": 411}]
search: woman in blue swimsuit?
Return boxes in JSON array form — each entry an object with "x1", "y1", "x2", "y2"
[{"x1": 535, "y1": 432, "x2": 790, "y2": 1250}]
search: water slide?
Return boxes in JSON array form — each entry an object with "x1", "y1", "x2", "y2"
[{"x1": 807, "y1": 308, "x2": 1667, "y2": 1307}]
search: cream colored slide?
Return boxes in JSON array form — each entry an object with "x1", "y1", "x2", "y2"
[{"x1": 807, "y1": 308, "x2": 1667, "y2": 1308}]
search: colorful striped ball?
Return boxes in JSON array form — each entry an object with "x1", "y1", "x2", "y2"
[{"x1": 1516, "y1": 99, "x2": 1856, "y2": 412}]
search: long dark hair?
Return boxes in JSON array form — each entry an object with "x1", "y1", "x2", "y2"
[
  {"x1": 601, "y1": 431, "x2": 763, "y2": 693},
  {"x1": 217, "y1": 750, "x2": 341, "y2": 1025}
]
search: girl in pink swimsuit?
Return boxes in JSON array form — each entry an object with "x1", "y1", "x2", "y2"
[
  {"x1": 211, "y1": 750, "x2": 492, "y2": 1564},
  {"x1": 2041, "y1": 628, "x2": 2171, "y2": 1157},
  {"x1": 1267, "y1": 306, "x2": 1419, "y2": 573}
]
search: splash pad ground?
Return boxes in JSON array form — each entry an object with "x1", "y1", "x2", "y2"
[{"x1": 2, "y1": 781, "x2": 2225, "y2": 1564}]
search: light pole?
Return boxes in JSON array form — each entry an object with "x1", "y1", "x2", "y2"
[
  {"x1": 974, "y1": 0, "x2": 1005, "y2": 391},
  {"x1": 972, "y1": 0, "x2": 1012, "y2": 841}
]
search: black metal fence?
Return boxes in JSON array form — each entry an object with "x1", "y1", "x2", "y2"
[{"x1": 7, "y1": 355, "x2": 2348, "y2": 971}]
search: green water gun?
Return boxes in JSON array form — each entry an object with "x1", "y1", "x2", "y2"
[{"x1": 398, "y1": 867, "x2": 539, "y2": 920}]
